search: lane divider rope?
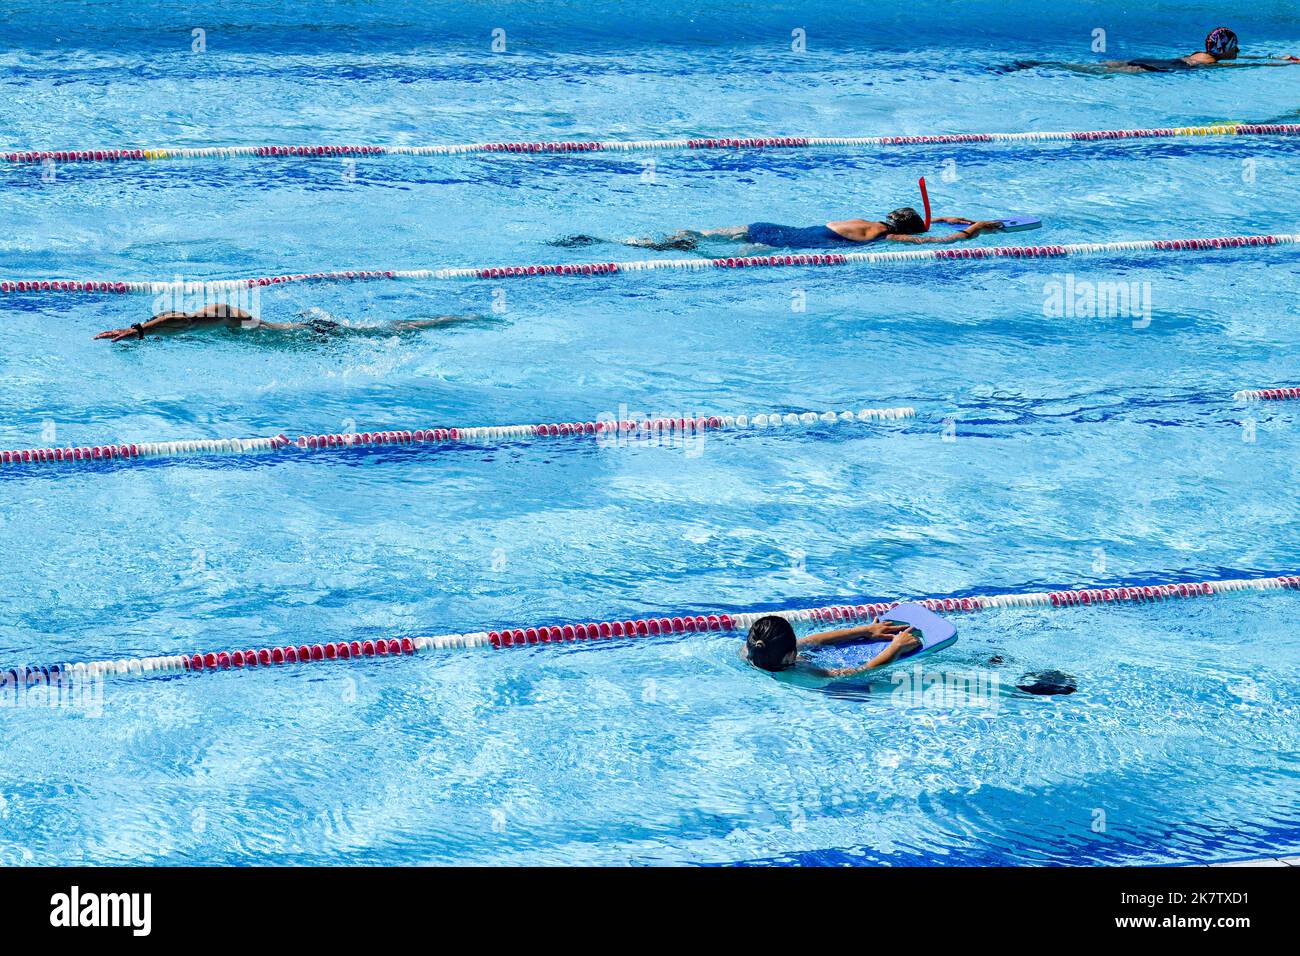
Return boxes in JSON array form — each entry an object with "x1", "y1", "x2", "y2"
[
  {"x1": 1234, "y1": 387, "x2": 1300, "y2": 402},
  {"x1": 0, "y1": 406, "x2": 915, "y2": 469},
  {"x1": 4, "y1": 124, "x2": 1298, "y2": 166},
  {"x1": 4, "y1": 234, "x2": 1296, "y2": 296},
  {"x1": 9, "y1": 573, "x2": 1297, "y2": 685}
]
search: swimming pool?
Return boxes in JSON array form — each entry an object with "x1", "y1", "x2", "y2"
[{"x1": 2, "y1": 0, "x2": 1299, "y2": 866}]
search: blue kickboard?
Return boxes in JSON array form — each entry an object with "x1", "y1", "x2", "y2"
[{"x1": 876, "y1": 603, "x2": 959, "y2": 659}]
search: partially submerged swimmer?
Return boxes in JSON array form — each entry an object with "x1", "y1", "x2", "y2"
[
  {"x1": 743, "y1": 615, "x2": 921, "y2": 678},
  {"x1": 1107, "y1": 26, "x2": 1245, "y2": 72},
  {"x1": 1004, "y1": 27, "x2": 1298, "y2": 74},
  {"x1": 629, "y1": 207, "x2": 1005, "y2": 252},
  {"x1": 94, "y1": 303, "x2": 481, "y2": 343}
]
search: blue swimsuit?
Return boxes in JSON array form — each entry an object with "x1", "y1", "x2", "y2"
[
  {"x1": 804, "y1": 640, "x2": 891, "y2": 671},
  {"x1": 746, "y1": 222, "x2": 866, "y2": 249}
]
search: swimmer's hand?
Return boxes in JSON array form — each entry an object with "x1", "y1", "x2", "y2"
[
  {"x1": 94, "y1": 326, "x2": 144, "y2": 343},
  {"x1": 871, "y1": 622, "x2": 916, "y2": 641},
  {"x1": 889, "y1": 627, "x2": 922, "y2": 654}
]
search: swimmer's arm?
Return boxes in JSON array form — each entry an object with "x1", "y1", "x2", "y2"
[
  {"x1": 94, "y1": 305, "x2": 256, "y2": 341},
  {"x1": 812, "y1": 630, "x2": 922, "y2": 678},
  {"x1": 1219, "y1": 58, "x2": 1300, "y2": 66},
  {"x1": 797, "y1": 621, "x2": 911, "y2": 648},
  {"x1": 886, "y1": 220, "x2": 1003, "y2": 244}
]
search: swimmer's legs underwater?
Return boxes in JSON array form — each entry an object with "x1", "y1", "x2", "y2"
[
  {"x1": 549, "y1": 226, "x2": 751, "y2": 252},
  {"x1": 623, "y1": 226, "x2": 749, "y2": 250}
]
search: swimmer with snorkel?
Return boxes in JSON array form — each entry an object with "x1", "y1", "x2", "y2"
[
  {"x1": 624, "y1": 208, "x2": 1006, "y2": 252},
  {"x1": 94, "y1": 303, "x2": 484, "y2": 343},
  {"x1": 556, "y1": 178, "x2": 1016, "y2": 253}
]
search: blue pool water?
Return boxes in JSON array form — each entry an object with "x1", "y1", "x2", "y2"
[{"x1": 2, "y1": 0, "x2": 1299, "y2": 865}]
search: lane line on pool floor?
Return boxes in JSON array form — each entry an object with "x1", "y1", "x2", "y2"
[
  {"x1": 3, "y1": 234, "x2": 1294, "y2": 296},
  {"x1": 0, "y1": 406, "x2": 915, "y2": 470},
  {"x1": 4, "y1": 123, "x2": 1298, "y2": 166},
  {"x1": 8, "y1": 573, "x2": 1298, "y2": 686}
]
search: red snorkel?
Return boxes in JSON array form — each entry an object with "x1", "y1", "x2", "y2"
[{"x1": 919, "y1": 176, "x2": 932, "y2": 230}]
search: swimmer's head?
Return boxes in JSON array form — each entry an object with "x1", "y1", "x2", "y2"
[
  {"x1": 745, "y1": 615, "x2": 797, "y2": 671},
  {"x1": 1205, "y1": 27, "x2": 1238, "y2": 59},
  {"x1": 884, "y1": 207, "x2": 927, "y2": 235}
]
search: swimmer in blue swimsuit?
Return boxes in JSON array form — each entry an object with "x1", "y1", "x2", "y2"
[
  {"x1": 94, "y1": 304, "x2": 483, "y2": 343},
  {"x1": 743, "y1": 615, "x2": 921, "y2": 678},
  {"x1": 627, "y1": 207, "x2": 1005, "y2": 252}
]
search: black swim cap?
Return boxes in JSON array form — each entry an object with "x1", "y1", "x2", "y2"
[
  {"x1": 306, "y1": 317, "x2": 342, "y2": 336},
  {"x1": 1016, "y1": 670, "x2": 1078, "y2": 696},
  {"x1": 885, "y1": 207, "x2": 927, "y2": 235},
  {"x1": 746, "y1": 616, "x2": 797, "y2": 671}
]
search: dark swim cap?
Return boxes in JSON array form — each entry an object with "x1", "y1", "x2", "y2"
[
  {"x1": 306, "y1": 317, "x2": 342, "y2": 336},
  {"x1": 746, "y1": 616, "x2": 797, "y2": 671},
  {"x1": 1016, "y1": 670, "x2": 1078, "y2": 696},
  {"x1": 1206, "y1": 27, "x2": 1238, "y2": 57},
  {"x1": 884, "y1": 207, "x2": 926, "y2": 235}
]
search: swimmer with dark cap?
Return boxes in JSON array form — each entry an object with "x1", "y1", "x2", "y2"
[
  {"x1": 743, "y1": 615, "x2": 921, "y2": 677},
  {"x1": 1108, "y1": 26, "x2": 1248, "y2": 72},
  {"x1": 623, "y1": 207, "x2": 1005, "y2": 252},
  {"x1": 94, "y1": 303, "x2": 483, "y2": 343},
  {"x1": 1005, "y1": 27, "x2": 1298, "y2": 74}
]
